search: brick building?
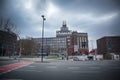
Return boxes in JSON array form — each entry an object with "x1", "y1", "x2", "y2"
[
  {"x1": 33, "y1": 21, "x2": 89, "y2": 56},
  {"x1": 0, "y1": 30, "x2": 17, "y2": 56},
  {"x1": 56, "y1": 21, "x2": 89, "y2": 55},
  {"x1": 67, "y1": 31, "x2": 89, "y2": 55},
  {"x1": 97, "y1": 36, "x2": 120, "y2": 55}
]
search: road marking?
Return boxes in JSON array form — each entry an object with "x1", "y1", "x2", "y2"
[
  {"x1": 109, "y1": 67, "x2": 120, "y2": 69},
  {"x1": 0, "y1": 79, "x2": 23, "y2": 80},
  {"x1": 68, "y1": 67, "x2": 80, "y2": 70},
  {"x1": 46, "y1": 66, "x2": 57, "y2": 69},
  {"x1": 72, "y1": 70, "x2": 100, "y2": 73},
  {"x1": 15, "y1": 69, "x2": 42, "y2": 72},
  {"x1": 28, "y1": 66, "x2": 36, "y2": 67},
  {"x1": 89, "y1": 67, "x2": 100, "y2": 69},
  {"x1": 0, "y1": 61, "x2": 32, "y2": 75}
]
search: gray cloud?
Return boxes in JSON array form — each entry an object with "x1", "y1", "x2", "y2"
[
  {"x1": 0, "y1": 0, "x2": 120, "y2": 48},
  {"x1": 52, "y1": 0, "x2": 120, "y2": 14}
]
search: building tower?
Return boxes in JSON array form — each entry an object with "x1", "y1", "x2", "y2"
[{"x1": 56, "y1": 21, "x2": 72, "y2": 37}]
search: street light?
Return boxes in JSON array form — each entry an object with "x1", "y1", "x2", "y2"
[
  {"x1": 17, "y1": 35, "x2": 21, "y2": 57},
  {"x1": 2, "y1": 46, "x2": 3, "y2": 56},
  {"x1": 16, "y1": 35, "x2": 22, "y2": 61},
  {"x1": 41, "y1": 15, "x2": 46, "y2": 62}
]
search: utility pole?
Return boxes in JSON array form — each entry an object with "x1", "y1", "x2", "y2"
[
  {"x1": 18, "y1": 35, "x2": 21, "y2": 57},
  {"x1": 90, "y1": 40, "x2": 96, "y2": 60},
  {"x1": 2, "y1": 46, "x2": 3, "y2": 56},
  {"x1": 41, "y1": 15, "x2": 46, "y2": 62}
]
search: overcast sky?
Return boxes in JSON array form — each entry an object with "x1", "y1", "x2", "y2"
[{"x1": 0, "y1": 0, "x2": 120, "y2": 49}]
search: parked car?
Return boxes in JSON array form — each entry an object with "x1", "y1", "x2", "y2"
[{"x1": 73, "y1": 56, "x2": 79, "y2": 61}]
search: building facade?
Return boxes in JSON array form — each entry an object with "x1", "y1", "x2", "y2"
[
  {"x1": 0, "y1": 30, "x2": 17, "y2": 56},
  {"x1": 97, "y1": 36, "x2": 120, "y2": 55},
  {"x1": 56, "y1": 21, "x2": 72, "y2": 37},
  {"x1": 67, "y1": 31, "x2": 89, "y2": 55},
  {"x1": 32, "y1": 37, "x2": 67, "y2": 55},
  {"x1": 33, "y1": 21, "x2": 89, "y2": 56}
]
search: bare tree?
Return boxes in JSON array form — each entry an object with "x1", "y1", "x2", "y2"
[
  {"x1": 0, "y1": 17, "x2": 18, "y2": 34},
  {"x1": 17, "y1": 38, "x2": 37, "y2": 56},
  {"x1": 0, "y1": 17, "x2": 21, "y2": 56}
]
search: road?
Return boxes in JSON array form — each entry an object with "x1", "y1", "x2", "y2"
[{"x1": 0, "y1": 60, "x2": 120, "y2": 80}]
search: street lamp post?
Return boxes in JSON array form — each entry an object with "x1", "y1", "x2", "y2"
[
  {"x1": 17, "y1": 35, "x2": 21, "y2": 57},
  {"x1": 2, "y1": 46, "x2": 3, "y2": 56},
  {"x1": 41, "y1": 15, "x2": 46, "y2": 62},
  {"x1": 16, "y1": 35, "x2": 22, "y2": 61}
]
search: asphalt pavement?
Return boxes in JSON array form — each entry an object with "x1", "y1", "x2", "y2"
[
  {"x1": 0, "y1": 57, "x2": 20, "y2": 66},
  {"x1": 0, "y1": 59, "x2": 120, "y2": 80}
]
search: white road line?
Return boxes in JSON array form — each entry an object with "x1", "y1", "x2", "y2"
[
  {"x1": 46, "y1": 66, "x2": 57, "y2": 68},
  {"x1": 110, "y1": 67, "x2": 120, "y2": 69},
  {"x1": 15, "y1": 69, "x2": 42, "y2": 72},
  {"x1": 0, "y1": 79, "x2": 23, "y2": 80},
  {"x1": 28, "y1": 66, "x2": 36, "y2": 67},
  {"x1": 89, "y1": 67, "x2": 100, "y2": 69},
  {"x1": 68, "y1": 67, "x2": 80, "y2": 70},
  {"x1": 72, "y1": 70, "x2": 100, "y2": 73}
]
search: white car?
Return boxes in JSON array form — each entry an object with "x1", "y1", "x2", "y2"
[{"x1": 73, "y1": 56, "x2": 80, "y2": 61}]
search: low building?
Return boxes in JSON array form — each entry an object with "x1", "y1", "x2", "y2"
[{"x1": 97, "y1": 36, "x2": 120, "y2": 59}]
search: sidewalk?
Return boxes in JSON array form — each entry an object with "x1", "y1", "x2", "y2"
[
  {"x1": 0, "y1": 56, "x2": 14, "y2": 61},
  {"x1": 21, "y1": 57, "x2": 61, "y2": 62},
  {"x1": 0, "y1": 56, "x2": 72, "y2": 63}
]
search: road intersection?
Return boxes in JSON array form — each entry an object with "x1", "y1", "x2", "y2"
[{"x1": 0, "y1": 58, "x2": 120, "y2": 80}]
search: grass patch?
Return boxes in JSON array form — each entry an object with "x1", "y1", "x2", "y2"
[
  {"x1": 47, "y1": 56, "x2": 59, "y2": 59},
  {"x1": 21, "y1": 55, "x2": 35, "y2": 58}
]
